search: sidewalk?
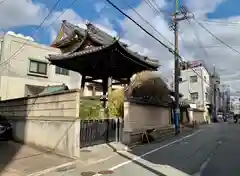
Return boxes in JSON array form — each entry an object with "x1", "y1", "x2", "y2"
[
  {"x1": 1, "y1": 127, "x2": 203, "y2": 176},
  {"x1": 78, "y1": 142, "x2": 127, "y2": 165},
  {"x1": 0, "y1": 141, "x2": 73, "y2": 176},
  {"x1": 39, "y1": 127, "x2": 204, "y2": 176}
]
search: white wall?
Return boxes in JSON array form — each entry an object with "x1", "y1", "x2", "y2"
[{"x1": 0, "y1": 33, "x2": 81, "y2": 100}]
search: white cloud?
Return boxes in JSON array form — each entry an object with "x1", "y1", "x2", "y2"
[
  {"x1": 115, "y1": 0, "x2": 240, "y2": 91},
  {"x1": 0, "y1": 0, "x2": 86, "y2": 42},
  {"x1": 47, "y1": 8, "x2": 118, "y2": 43},
  {"x1": 2, "y1": 0, "x2": 240, "y2": 91},
  {"x1": 46, "y1": 8, "x2": 85, "y2": 42},
  {"x1": 0, "y1": 0, "x2": 47, "y2": 29}
]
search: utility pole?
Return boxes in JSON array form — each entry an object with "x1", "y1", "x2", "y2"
[
  {"x1": 173, "y1": 0, "x2": 180, "y2": 135},
  {"x1": 171, "y1": 1, "x2": 193, "y2": 134}
]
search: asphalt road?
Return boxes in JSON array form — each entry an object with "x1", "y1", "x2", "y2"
[{"x1": 42, "y1": 122, "x2": 240, "y2": 176}]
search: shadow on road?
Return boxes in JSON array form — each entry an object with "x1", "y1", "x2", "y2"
[
  {"x1": 0, "y1": 97, "x2": 27, "y2": 175},
  {"x1": 107, "y1": 143, "x2": 166, "y2": 176},
  {"x1": 107, "y1": 128, "x2": 201, "y2": 176}
]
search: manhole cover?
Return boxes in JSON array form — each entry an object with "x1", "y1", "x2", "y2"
[
  {"x1": 81, "y1": 171, "x2": 96, "y2": 176},
  {"x1": 98, "y1": 170, "x2": 114, "y2": 174}
]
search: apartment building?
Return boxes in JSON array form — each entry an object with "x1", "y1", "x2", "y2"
[
  {"x1": 179, "y1": 60, "x2": 212, "y2": 111},
  {"x1": 0, "y1": 32, "x2": 99, "y2": 100},
  {"x1": 229, "y1": 91, "x2": 239, "y2": 114}
]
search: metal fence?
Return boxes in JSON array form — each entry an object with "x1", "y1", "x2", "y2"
[{"x1": 80, "y1": 118, "x2": 122, "y2": 148}]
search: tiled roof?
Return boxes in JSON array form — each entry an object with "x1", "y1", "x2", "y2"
[
  {"x1": 48, "y1": 45, "x2": 109, "y2": 60},
  {"x1": 38, "y1": 84, "x2": 69, "y2": 95},
  {"x1": 49, "y1": 20, "x2": 160, "y2": 69}
]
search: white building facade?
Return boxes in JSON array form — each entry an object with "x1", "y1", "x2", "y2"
[
  {"x1": 229, "y1": 92, "x2": 240, "y2": 114},
  {"x1": 0, "y1": 32, "x2": 93, "y2": 100},
  {"x1": 179, "y1": 60, "x2": 212, "y2": 113}
]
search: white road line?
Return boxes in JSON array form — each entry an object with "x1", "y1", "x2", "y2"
[
  {"x1": 192, "y1": 139, "x2": 223, "y2": 176},
  {"x1": 95, "y1": 129, "x2": 204, "y2": 176},
  {"x1": 26, "y1": 154, "x2": 117, "y2": 176},
  {"x1": 26, "y1": 161, "x2": 77, "y2": 176}
]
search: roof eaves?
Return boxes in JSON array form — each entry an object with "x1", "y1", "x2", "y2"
[
  {"x1": 47, "y1": 44, "x2": 112, "y2": 61},
  {"x1": 117, "y1": 43, "x2": 160, "y2": 69}
]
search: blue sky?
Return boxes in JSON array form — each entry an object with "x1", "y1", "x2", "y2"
[
  {"x1": 3, "y1": 0, "x2": 240, "y2": 45},
  {"x1": 207, "y1": 0, "x2": 240, "y2": 19},
  {"x1": 3, "y1": 0, "x2": 240, "y2": 90}
]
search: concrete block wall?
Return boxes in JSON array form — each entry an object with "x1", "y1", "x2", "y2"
[
  {"x1": 193, "y1": 110, "x2": 205, "y2": 123},
  {"x1": 123, "y1": 101, "x2": 173, "y2": 145},
  {"x1": 124, "y1": 102, "x2": 172, "y2": 132},
  {"x1": 0, "y1": 89, "x2": 81, "y2": 158}
]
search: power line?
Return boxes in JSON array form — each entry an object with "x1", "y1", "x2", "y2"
[
  {"x1": 184, "y1": 44, "x2": 240, "y2": 49},
  {"x1": 200, "y1": 19, "x2": 240, "y2": 25},
  {"x1": 109, "y1": 0, "x2": 212, "y2": 89},
  {"x1": 1, "y1": 0, "x2": 80, "y2": 90},
  {"x1": 194, "y1": 19, "x2": 240, "y2": 55},
  {"x1": 123, "y1": 0, "x2": 173, "y2": 46},
  {"x1": 128, "y1": 1, "x2": 212, "y2": 89},
  {"x1": 0, "y1": 0, "x2": 6, "y2": 5},
  {"x1": 45, "y1": 0, "x2": 81, "y2": 28},
  {"x1": 143, "y1": 0, "x2": 163, "y2": 17},
  {"x1": 144, "y1": 0, "x2": 171, "y2": 16},
  {"x1": 105, "y1": 0, "x2": 175, "y2": 54},
  {"x1": 185, "y1": 19, "x2": 210, "y2": 61},
  {"x1": 0, "y1": 0, "x2": 63, "y2": 67}
]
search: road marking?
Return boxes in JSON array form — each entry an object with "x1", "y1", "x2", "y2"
[
  {"x1": 94, "y1": 129, "x2": 204, "y2": 176},
  {"x1": 192, "y1": 140, "x2": 223, "y2": 176},
  {"x1": 27, "y1": 154, "x2": 116, "y2": 176},
  {"x1": 87, "y1": 154, "x2": 117, "y2": 165},
  {"x1": 26, "y1": 161, "x2": 77, "y2": 176}
]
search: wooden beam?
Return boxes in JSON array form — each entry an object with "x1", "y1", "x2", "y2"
[{"x1": 80, "y1": 75, "x2": 86, "y2": 96}]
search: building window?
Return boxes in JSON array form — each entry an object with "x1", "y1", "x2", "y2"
[
  {"x1": 191, "y1": 92, "x2": 198, "y2": 101},
  {"x1": 29, "y1": 60, "x2": 47, "y2": 75},
  {"x1": 204, "y1": 76, "x2": 206, "y2": 82},
  {"x1": 55, "y1": 66, "x2": 69, "y2": 76},
  {"x1": 190, "y1": 75, "x2": 198, "y2": 83}
]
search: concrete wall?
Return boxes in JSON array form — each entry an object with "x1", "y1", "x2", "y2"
[
  {"x1": 123, "y1": 101, "x2": 173, "y2": 145},
  {"x1": 192, "y1": 110, "x2": 205, "y2": 123},
  {"x1": 124, "y1": 102, "x2": 171, "y2": 132},
  {"x1": 0, "y1": 90, "x2": 81, "y2": 158}
]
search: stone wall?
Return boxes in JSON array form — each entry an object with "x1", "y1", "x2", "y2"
[{"x1": 0, "y1": 89, "x2": 81, "y2": 158}]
